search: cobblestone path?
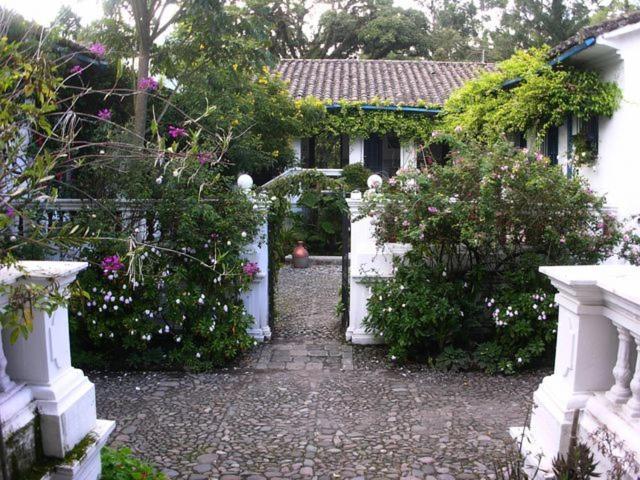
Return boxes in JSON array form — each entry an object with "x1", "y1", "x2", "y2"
[{"x1": 93, "y1": 265, "x2": 543, "y2": 480}]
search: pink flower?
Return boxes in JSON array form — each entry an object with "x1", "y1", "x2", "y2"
[
  {"x1": 97, "y1": 108, "x2": 111, "y2": 121},
  {"x1": 88, "y1": 43, "x2": 106, "y2": 57},
  {"x1": 535, "y1": 152, "x2": 544, "y2": 162},
  {"x1": 197, "y1": 152, "x2": 213, "y2": 165},
  {"x1": 242, "y1": 261, "x2": 260, "y2": 277},
  {"x1": 428, "y1": 206, "x2": 439, "y2": 214},
  {"x1": 138, "y1": 77, "x2": 159, "y2": 91},
  {"x1": 402, "y1": 220, "x2": 410, "y2": 227},
  {"x1": 101, "y1": 255, "x2": 124, "y2": 273},
  {"x1": 70, "y1": 65, "x2": 83, "y2": 75},
  {"x1": 168, "y1": 125, "x2": 187, "y2": 139},
  {"x1": 431, "y1": 130, "x2": 441, "y2": 138},
  {"x1": 454, "y1": 125, "x2": 463, "y2": 133}
]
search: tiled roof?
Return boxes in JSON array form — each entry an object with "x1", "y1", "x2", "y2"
[
  {"x1": 276, "y1": 59, "x2": 493, "y2": 106},
  {"x1": 551, "y1": 10, "x2": 640, "y2": 56}
]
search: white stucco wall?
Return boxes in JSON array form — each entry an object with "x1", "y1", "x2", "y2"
[{"x1": 557, "y1": 27, "x2": 640, "y2": 221}]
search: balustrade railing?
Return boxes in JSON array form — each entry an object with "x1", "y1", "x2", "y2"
[{"x1": 515, "y1": 265, "x2": 640, "y2": 478}]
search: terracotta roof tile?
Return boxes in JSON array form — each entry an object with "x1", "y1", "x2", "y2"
[{"x1": 276, "y1": 59, "x2": 493, "y2": 106}]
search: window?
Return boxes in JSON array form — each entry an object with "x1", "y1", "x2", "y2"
[
  {"x1": 364, "y1": 134, "x2": 401, "y2": 177},
  {"x1": 578, "y1": 116, "x2": 599, "y2": 154},
  {"x1": 300, "y1": 134, "x2": 346, "y2": 168}
]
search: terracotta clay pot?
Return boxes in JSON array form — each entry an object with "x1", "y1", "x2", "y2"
[{"x1": 292, "y1": 241, "x2": 310, "y2": 268}]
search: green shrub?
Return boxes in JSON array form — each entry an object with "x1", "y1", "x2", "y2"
[
  {"x1": 340, "y1": 163, "x2": 372, "y2": 192},
  {"x1": 102, "y1": 448, "x2": 166, "y2": 480},
  {"x1": 70, "y1": 170, "x2": 261, "y2": 371},
  {"x1": 363, "y1": 138, "x2": 621, "y2": 373}
]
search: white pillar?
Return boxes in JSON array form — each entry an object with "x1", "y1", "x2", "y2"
[
  {"x1": 238, "y1": 175, "x2": 271, "y2": 341},
  {"x1": 349, "y1": 137, "x2": 364, "y2": 164},
  {"x1": 400, "y1": 141, "x2": 417, "y2": 169},
  {"x1": 291, "y1": 138, "x2": 302, "y2": 166},
  {"x1": 2, "y1": 261, "x2": 115, "y2": 464}
]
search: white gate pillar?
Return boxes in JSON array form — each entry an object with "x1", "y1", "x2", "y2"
[
  {"x1": 238, "y1": 175, "x2": 271, "y2": 341},
  {"x1": 346, "y1": 175, "x2": 410, "y2": 344},
  {"x1": 2, "y1": 261, "x2": 114, "y2": 479}
]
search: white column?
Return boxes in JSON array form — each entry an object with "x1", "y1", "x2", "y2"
[
  {"x1": 400, "y1": 141, "x2": 417, "y2": 169},
  {"x1": 606, "y1": 324, "x2": 634, "y2": 404},
  {"x1": 349, "y1": 137, "x2": 364, "y2": 164},
  {"x1": 624, "y1": 333, "x2": 640, "y2": 418},
  {"x1": 291, "y1": 138, "x2": 302, "y2": 166},
  {"x1": 2, "y1": 261, "x2": 115, "y2": 462},
  {"x1": 238, "y1": 175, "x2": 271, "y2": 341}
]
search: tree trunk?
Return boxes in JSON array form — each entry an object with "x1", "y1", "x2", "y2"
[{"x1": 134, "y1": 45, "x2": 151, "y2": 145}]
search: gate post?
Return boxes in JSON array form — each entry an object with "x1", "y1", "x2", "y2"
[
  {"x1": 238, "y1": 175, "x2": 271, "y2": 341},
  {"x1": 346, "y1": 176, "x2": 388, "y2": 345}
]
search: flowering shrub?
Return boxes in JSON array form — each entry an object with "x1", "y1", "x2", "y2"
[
  {"x1": 70, "y1": 162, "x2": 262, "y2": 371},
  {"x1": 363, "y1": 138, "x2": 621, "y2": 373},
  {"x1": 619, "y1": 218, "x2": 640, "y2": 266}
]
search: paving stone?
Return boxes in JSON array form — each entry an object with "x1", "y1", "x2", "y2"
[{"x1": 93, "y1": 265, "x2": 543, "y2": 480}]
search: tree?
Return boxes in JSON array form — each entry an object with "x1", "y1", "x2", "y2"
[
  {"x1": 590, "y1": 0, "x2": 640, "y2": 23},
  {"x1": 100, "y1": 0, "x2": 185, "y2": 143},
  {"x1": 490, "y1": 0, "x2": 592, "y2": 60},
  {"x1": 51, "y1": 6, "x2": 83, "y2": 40}
]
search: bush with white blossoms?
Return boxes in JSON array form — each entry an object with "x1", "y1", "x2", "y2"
[
  {"x1": 363, "y1": 137, "x2": 622, "y2": 373},
  {"x1": 70, "y1": 171, "x2": 262, "y2": 371}
]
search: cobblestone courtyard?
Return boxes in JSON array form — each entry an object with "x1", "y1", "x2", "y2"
[{"x1": 93, "y1": 265, "x2": 543, "y2": 480}]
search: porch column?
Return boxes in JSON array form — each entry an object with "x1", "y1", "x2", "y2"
[
  {"x1": 291, "y1": 138, "x2": 302, "y2": 166},
  {"x1": 349, "y1": 137, "x2": 364, "y2": 164},
  {"x1": 400, "y1": 141, "x2": 417, "y2": 169}
]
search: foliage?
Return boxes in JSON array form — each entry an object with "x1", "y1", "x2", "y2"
[
  {"x1": 620, "y1": 218, "x2": 640, "y2": 266},
  {"x1": 102, "y1": 447, "x2": 167, "y2": 480},
  {"x1": 571, "y1": 129, "x2": 599, "y2": 167},
  {"x1": 70, "y1": 170, "x2": 261, "y2": 371},
  {"x1": 295, "y1": 98, "x2": 437, "y2": 142},
  {"x1": 552, "y1": 442, "x2": 601, "y2": 480},
  {"x1": 363, "y1": 138, "x2": 621, "y2": 372},
  {"x1": 490, "y1": 0, "x2": 592, "y2": 61},
  {"x1": 442, "y1": 48, "x2": 621, "y2": 143}
]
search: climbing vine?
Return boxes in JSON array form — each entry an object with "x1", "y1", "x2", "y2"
[
  {"x1": 293, "y1": 97, "x2": 438, "y2": 141},
  {"x1": 287, "y1": 48, "x2": 621, "y2": 148},
  {"x1": 440, "y1": 48, "x2": 621, "y2": 142}
]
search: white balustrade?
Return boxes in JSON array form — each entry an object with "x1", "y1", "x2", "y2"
[{"x1": 513, "y1": 265, "x2": 640, "y2": 478}]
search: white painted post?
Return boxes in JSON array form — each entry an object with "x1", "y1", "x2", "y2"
[
  {"x1": 349, "y1": 137, "x2": 365, "y2": 164},
  {"x1": 400, "y1": 141, "x2": 417, "y2": 169},
  {"x1": 238, "y1": 175, "x2": 271, "y2": 341},
  {"x1": 1, "y1": 261, "x2": 115, "y2": 479},
  {"x1": 291, "y1": 138, "x2": 302, "y2": 166}
]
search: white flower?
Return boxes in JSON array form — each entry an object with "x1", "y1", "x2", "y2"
[
  {"x1": 517, "y1": 357, "x2": 523, "y2": 363},
  {"x1": 223, "y1": 304, "x2": 228, "y2": 312},
  {"x1": 155, "y1": 176, "x2": 163, "y2": 184},
  {"x1": 241, "y1": 231, "x2": 247, "y2": 238},
  {"x1": 176, "y1": 299, "x2": 181, "y2": 304},
  {"x1": 176, "y1": 336, "x2": 182, "y2": 343},
  {"x1": 196, "y1": 352, "x2": 201, "y2": 358},
  {"x1": 172, "y1": 169, "x2": 179, "y2": 177}
]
